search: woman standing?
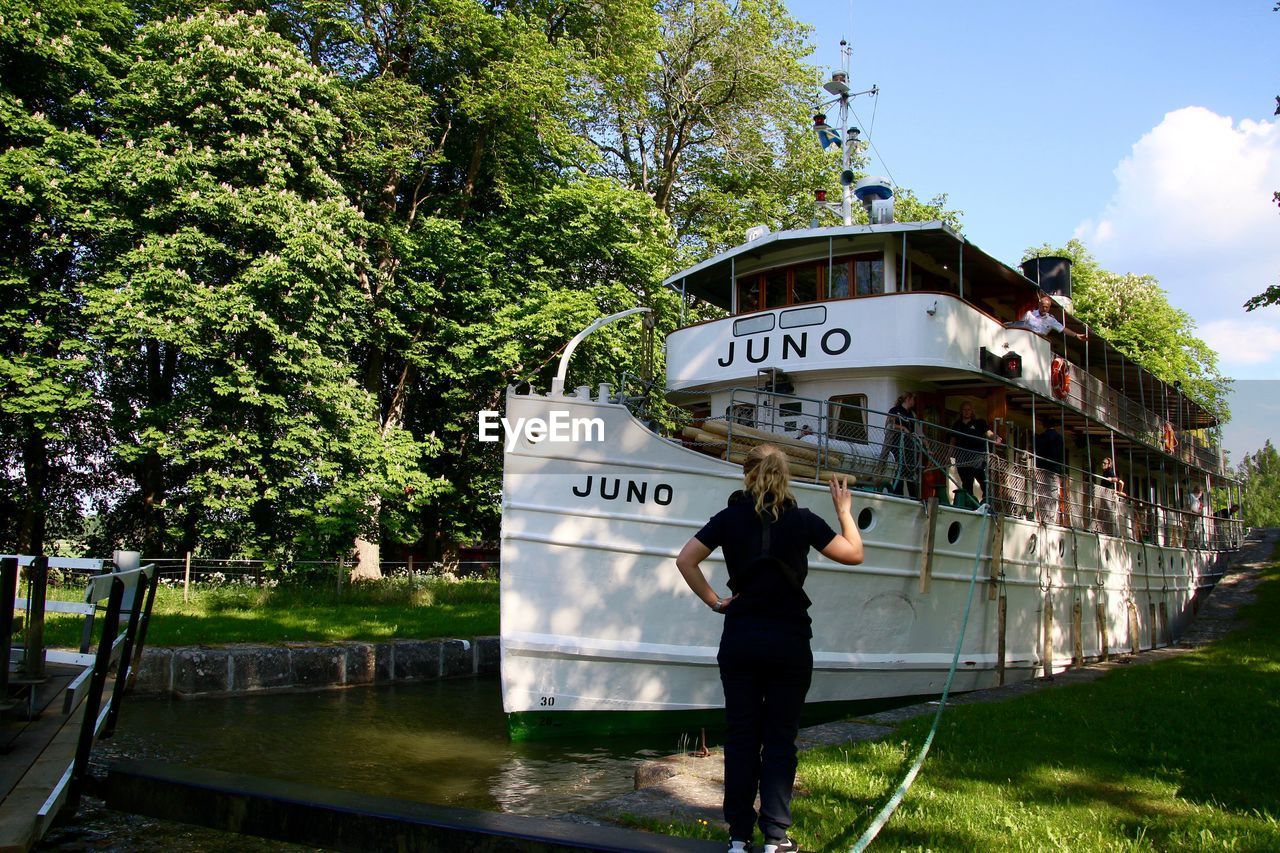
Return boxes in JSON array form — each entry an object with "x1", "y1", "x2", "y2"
[{"x1": 676, "y1": 445, "x2": 864, "y2": 853}]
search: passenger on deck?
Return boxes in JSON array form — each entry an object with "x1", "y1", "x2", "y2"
[
  {"x1": 884, "y1": 392, "x2": 921, "y2": 499},
  {"x1": 1033, "y1": 421, "x2": 1065, "y2": 524},
  {"x1": 1099, "y1": 456, "x2": 1125, "y2": 494},
  {"x1": 1022, "y1": 292, "x2": 1087, "y2": 341},
  {"x1": 1186, "y1": 484, "x2": 1207, "y2": 547},
  {"x1": 1096, "y1": 456, "x2": 1125, "y2": 536},
  {"x1": 949, "y1": 402, "x2": 1000, "y2": 502}
]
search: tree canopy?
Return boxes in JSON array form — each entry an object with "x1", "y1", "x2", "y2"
[
  {"x1": 5, "y1": 0, "x2": 1230, "y2": 575},
  {"x1": 1237, "y1": 440, "x2": 1280, "y2": 527}
]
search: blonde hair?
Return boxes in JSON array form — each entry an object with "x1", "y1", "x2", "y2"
[{"x1": 742, "y1": 444, "x2": 795, "y2": 521}]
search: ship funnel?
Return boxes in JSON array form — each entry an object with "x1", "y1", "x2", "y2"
[
  {"x1": 854, "y1": 177, "x2": 895, "y2": 224},
  {"x1": 1021, "y1": 256, "x2": 1073, "y2": 308}
]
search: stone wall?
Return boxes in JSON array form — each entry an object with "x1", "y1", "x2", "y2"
[{"x1": 131, "y1": 636, "x2": 500, "y2": 698}]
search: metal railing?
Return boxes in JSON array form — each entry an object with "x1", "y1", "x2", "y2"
[
  {"x1": 1056, "y1": 358, "x2": 1225, "y2": 475},
  {"x1": 675, "y1": 388, "x2": 1243, "y2": 551}
]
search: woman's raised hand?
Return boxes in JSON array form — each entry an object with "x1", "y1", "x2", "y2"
[{"x1": 828, "y1": 475, "x2": 852, "y2": 517}]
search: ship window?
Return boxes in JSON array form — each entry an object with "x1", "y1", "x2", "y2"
[
  {"x1": 829, "y1": 261, "x2": 851, "y2": 299},
  {"x1": 855, "y1": 258, "x2": 885, "y2": 295},
  {"x1": 733, "y1": 314, "x2": 775, "y2": 336},
  {"x1": 736, "y1": 276, "x2": 761, "y2": 313},
  {"x1": 764, "y1": 270, "x2": 788, "y2": 308},
  {"x1": 780, "y1": 306, "x2": 826, "y2": 329},
  {"x1": 779, "y1": 401, "x2": 802, "y2": 432},
  {"x1": 792, "y1": 265, "x2": 818, "y2": 304},
  {"x1": 827, "y1": 394, "x2": 869, "y2": 444}
]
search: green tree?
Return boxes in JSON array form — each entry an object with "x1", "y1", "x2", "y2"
[
  {"x1": 280, "y1": 0, "x2": 670, "y2": 572},
  {"x1": 586, "y1": 0, "x2": 961, "y2": 266},
  {"x1": 1237, "y1": 440, "x2": 1280, "y2": 527},
  {"x1": 0, "y1": 0, "x2": 133, "y2": 554},
  {"x1": 87, "y1": 10, "x2": 440, "y2": 559},
  {"x1": 1025, "y1": 239, "x2": 1231, "y2": 422}
]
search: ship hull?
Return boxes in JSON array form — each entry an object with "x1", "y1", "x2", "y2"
[{"x1": 499, "y1": 390, "x2": 1218, "y2": 740}]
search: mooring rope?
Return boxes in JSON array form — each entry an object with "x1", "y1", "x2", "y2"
[{"x1": 849, "y1": 504, "x2": 994, "y2": 852}]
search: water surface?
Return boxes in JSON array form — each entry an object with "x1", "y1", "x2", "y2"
[{"x1": 101, "y1": 676, "x2": 669, "y2": 815}]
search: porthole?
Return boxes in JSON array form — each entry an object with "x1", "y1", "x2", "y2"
[
  {"x1": 1028, "y1": 534, "x2": 1038, "y2": 555},
  {"x1": 1058, "y1": 539, "x2": 1067, "y2": 558},
  {"x1": 857, "y1": 507, "x2": 875, "y2": 531},
  {"x1": 946, "y1": 521, "x2": 962, "y2": 544},
  {"x1": 1102, "y1": 547, "x2": 1110, "y2": 564}
]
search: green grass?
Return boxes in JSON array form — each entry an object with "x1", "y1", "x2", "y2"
[
  {"x1": 41, "y1": 575, "x2": 499, "y2": 647},
  {"x1": 660, "y1": 548, "x2": 1280, "y2": 851}
]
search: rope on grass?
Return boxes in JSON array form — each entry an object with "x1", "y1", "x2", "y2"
[{"x1": 849, "y1": 505, "x2": 994, "y2": 853}]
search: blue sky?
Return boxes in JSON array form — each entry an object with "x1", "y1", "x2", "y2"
[{"x1": 783, "y1": 0, "x2": 1279, "y2": 463}]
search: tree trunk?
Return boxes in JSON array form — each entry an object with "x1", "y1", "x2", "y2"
[
  {"x1": 17, "y1": 423, "x2": 48, "y2": 556},
  {"x1": 351, "y1": 536, "x2": 381, "y2": 580}
]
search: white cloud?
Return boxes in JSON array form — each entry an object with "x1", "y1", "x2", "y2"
[
  {"x1": 1201, "y1": 319, "x2": 1280, "y2": 366},
  {"x1": 1076, "y1": 107, "x2": 1280, "y2": 258},
  {"x1": 1075, "y1": 107, "x2": 1280, "y2": 378}
]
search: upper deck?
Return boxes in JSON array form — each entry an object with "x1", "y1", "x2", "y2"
[{"x1": 663, "y1": 222, "x2": 1227, "y2": 477}]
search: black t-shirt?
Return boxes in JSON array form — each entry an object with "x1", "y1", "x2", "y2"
[
  {"x1": 1035, "y1": 428, "x2": 1065, "y2": 475},
  {"x1": 888, "y1": 404, "x2": 916, "y2": 432},
  {"x1": 695, "y1": 492, "x2": 838, "y2": 631},
  {"x1": 950, "y1": 417, "x2": 990, "y2": 455},
  {"x1": 1101, "y1": 465, "x2": 1117, "y2": 489}
]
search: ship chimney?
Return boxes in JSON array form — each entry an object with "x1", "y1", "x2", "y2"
[{"x1": 1021, "y1": 256, "x2": 1073, "y2": 310}]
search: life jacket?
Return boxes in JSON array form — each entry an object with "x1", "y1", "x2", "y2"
[{"x1": 1051, "y1": 357, "x2": 1070, "y2": 399}]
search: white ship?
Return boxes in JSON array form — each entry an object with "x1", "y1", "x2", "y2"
[{"x1": 498, "y1": 47, "x2": 1242, "y2": 739}]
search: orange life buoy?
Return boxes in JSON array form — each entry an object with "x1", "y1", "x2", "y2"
[
  {"x1": 1050, "y1": 357, "x2": 1070, "y2": 400},
  {"x1": 1162, "y1": 422, "x2": 1178, "y2": 453}
]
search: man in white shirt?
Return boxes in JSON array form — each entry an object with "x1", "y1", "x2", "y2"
[{"x1": 1023, "y1": 292, "x2": 1087, "y2": 340}]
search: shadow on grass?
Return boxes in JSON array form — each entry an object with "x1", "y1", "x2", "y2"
[{"x1": 797, "y1": 558, "x2": 1280, "y2": 851}]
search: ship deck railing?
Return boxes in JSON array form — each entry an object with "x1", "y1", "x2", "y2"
[
  {"x1": 668, "y1": 389, "x2": 1243, "y2": 553},
  {"x1": 1053, "y1": 354, "x2": 1224, "y2": 475}
]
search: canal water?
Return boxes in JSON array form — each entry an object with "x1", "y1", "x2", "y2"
[{"x1": 38, "y1": 677, "x2": 676, "y2": 850}]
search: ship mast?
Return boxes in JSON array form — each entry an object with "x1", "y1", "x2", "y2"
[{"x1": 814, "y1": 40, "x2": 878, "y2": 226}]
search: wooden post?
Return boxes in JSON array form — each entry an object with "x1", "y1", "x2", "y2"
[
  {"x1": 1148, "y1": 602, "x2": 1157, "y2": 650},
  {"x1": 987, "y1": 514, "x2": 1003, "y2": 601},
  {"x1": 1042, "y1": 589, "x2": 1053, "y2": 678},
  {"x1": 1071, "y1": 598, "x2": 1083, "y2": 668},
  {"x1": 336, "y1": 556, "x2": 344, "y2": 593},
  {"x1": 919, "y1": 497, "x2": 939, "y2": 595},
  {"x1": 407, "y1": 554, "x2": 414, "y2": 575},
  {"x1": 183, "y1": 551, "x2": 192, "y2": 603},
  {"x1": 1158, "y1": 601, "x2": 1169, "y2": 646},
  {"x1": 997, "y1": 593, "x2": 1008, "y2": 686},
  {"x1": 1097, "y1": 599, "x2": 1110, "y2": 661},
  {"x1": 22, "y1": 556, "x2": 48, "y2": 679},
  {"x1": 1128, "y1": 601, "x2": 1140, "y2": 655},
  {"x1": 0, "y1": 557, "x2": 17, "y2": 696}
]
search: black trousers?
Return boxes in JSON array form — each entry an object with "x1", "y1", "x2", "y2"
[
  {"x1": 718, "y1": 617, "x2": 813, "y2": 842},
  {"x1": 957, "y1": 464, "x2": 986, "y2": 496}
]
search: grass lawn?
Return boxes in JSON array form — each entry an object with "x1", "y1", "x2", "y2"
[
  {"x1": 662, "y1": 548, "x2": 1280, "y2": 851},
  {"x1": 41, "y1": 575, "x2": 499, "y2": 647}
]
